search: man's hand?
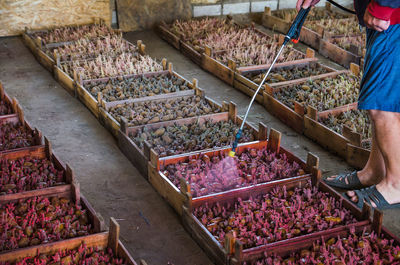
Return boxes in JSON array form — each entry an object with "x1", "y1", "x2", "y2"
[
  {"x1": 364, "y1": 9, "x2": 390, "y2": 32},
  {"x1": 296, "y1": 0, "x2": 321, "y2": 11}
]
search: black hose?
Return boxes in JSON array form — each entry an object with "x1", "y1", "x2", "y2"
[{"x1": 326, "y1": 0, "x2": 357, "y2": 14}]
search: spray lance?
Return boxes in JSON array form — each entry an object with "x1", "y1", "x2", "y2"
[{"x1": 229, "y1": 7, "x2": 311, "y2": 158}]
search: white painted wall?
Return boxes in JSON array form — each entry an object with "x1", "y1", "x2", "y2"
[{"x1": 192, "y1": 0, "x2": 353, "y2": 17}]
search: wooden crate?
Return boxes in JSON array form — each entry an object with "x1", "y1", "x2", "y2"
[
  {"x1": 181, "y1": 40, "x2": 203, "y2": 66},
  {"x1": 76, "y1": 63, "x2": 193, "y2": 119},
  {"x1": 53, "y1": 40, "x2": 150, "y2": 98},
  {"x1": 304, "y1": 103, "x2": 362, "y2": 159},
  {"x1": 0, "y1": 103, "x2": 43, "y2": 154},
  {"x1": 319, "y1": 36, "x2": 362, "y2": 68},
  {"x1": 230, "y1": 210, "x2": 390, "y2": 265},
  {"x1": 157, "y1": 21, "x2": 181, "y2": 50},
  {"x1": 39, "y1": 37, "x2": 140, "y2": 75},
  {"x1": 262, "y1": 67, "x2": 354, "y2": 134},
  {"x1": 24, "y1": 18, "x2": 108, "y2": 48},
  {"x1": 0, "y1": 137, "x2": 77, "y2": 204},
  {"x1": 0, "y1": 83, "x2": 17, "y2": 119},
  {"x1": 233, "y1": 59, "x2": 335, "y2": 104},
  {"x1": 118, "y1": 102, "x2": 264, "y2": 179},
  {"x1": 0, "y1": 182, "x2": 104, "y2": 259},
  {"x1": 22, "y1": 20, "x2": 117, "y2": 73},
  {"x1": 98, "y1": 86, "x2": 225, "y2": 139},
  {"x1": 346, "y1": 143, "x2": 370, "y2": 170},
  {"x1": 261, "y1": 2, "x2": 353, "y2": 48},
  {"x1": 148, "y1": 129, "x2": 319, "y2": 216},
  {"x1": 182, "y1": 175, "x2": 370, "y2": 265},
  {"x1": 202, "y1": 38, "x2": 311, "y2": 87},
  {"x1": 0, "y1": 217, "x2": 143, "y2": 265},
  {"x1": 53, "y1": 64, "x2": 76, "y2": 97}
]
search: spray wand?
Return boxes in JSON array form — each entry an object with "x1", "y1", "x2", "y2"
[{"x1": 229, "y1": 7, "x2": 311, "y2": 157}]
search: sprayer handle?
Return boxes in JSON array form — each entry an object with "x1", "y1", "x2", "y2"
[{"x1": 285, "y1": 7, "x2": 311, "y2": 44}]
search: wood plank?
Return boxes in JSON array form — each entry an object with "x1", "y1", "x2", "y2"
[
  {"x1": 299, "y1": 27, "x2": 321, "y2": 50},
  {"x1": 263, "y1": 92, "x2": 304, "y2": 134},
  {"x1": 0, "y1": 1, "x2": 111, "y2": 37},
  {"x1": 76, "y1": 83, "x2": 100, "y2": 119},
  {"x1": 157, "y1": 24, "x2": 181, "y2": 50},
  {"x1": 53, "y1": 65, "x2": 76, "y2": 97},
  {"x1": 36, "y1": 49, "x2": 55, "y2": 73},
  {"x1": 319, "y1": 38, "x2": 361, "y2": 68},
  {"x1": 180, "y1": 41, "x2": 202, "y2": 66},
  {"x1": 304, "y1": 115, "x2": 350, "y2": 158},
  {"x1": 346, "y1": 143, "x2": 370, "y2": 169},
  {"x1": 182, "y1": 207, "x2": 228, "y2": 265},
  {"x1": 202, "y1": 53, "x2": 234, "y2": 86}
]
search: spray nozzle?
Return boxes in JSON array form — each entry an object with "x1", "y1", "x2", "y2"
[{"x1": 230, "y1": 129, "x2": 243, "y2": 157}]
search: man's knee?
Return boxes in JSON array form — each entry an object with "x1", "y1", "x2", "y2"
[{"x1": 368, "y1": 109, "x2": 400, "y2": 123}]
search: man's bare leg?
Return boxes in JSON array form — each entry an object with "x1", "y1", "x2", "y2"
[
  {"x1": 326, "y1": 122, "x2": 386, "y2": 186},
  {"x1": 347, "y1": 110, "x2": 400, "y2": 205}
]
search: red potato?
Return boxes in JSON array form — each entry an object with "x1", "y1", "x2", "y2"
[
  {"x1": 251, "y1": 228, "x2": 400, "y2": 264},
  {"x1": 193, "y1": 181, "x2": 358, "y2": 249},
  {"x1": 0, "y1": 122, "x2": 35, "y2": 151},
  {"x1": 0, "y1": 196, "x2": 92, "y2": 252},
  {"x1": 0, "y1": 157, "x2": 65, "y2": 195},
  {"x1": 161, "y1": 147, "x2": 304, "y2": 197}
]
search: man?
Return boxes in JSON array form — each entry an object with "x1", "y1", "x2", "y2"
[{"x1": 296, "y1": 0, "x2": 400, "y2": 209}]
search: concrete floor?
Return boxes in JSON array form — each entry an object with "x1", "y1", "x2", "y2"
[{"x1": 0, "y1": 27, "x2": 399, "y2": 264}]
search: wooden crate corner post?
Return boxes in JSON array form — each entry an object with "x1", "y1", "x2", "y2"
[
  {"x1": 228, "y1": 101, "x2": 238, "y2": 121},
  {"x1": 72, "y1": 180, "x2": 81, "y2": 205},
  {"x1": 361, "y1": 202, "x2": 372, "y2": 220},
  {"x1": 258, "y1": 122, "x2": 268, "y2": 141},
  {"x1": 180, "y1": 178, "x2": 193, "y2": 212},
  {"x1": 148, "y1": 146, "x2": 160, "y2": 169},
  {"x1": 204, "y1": 45, "x2": 212, "y2": 57},
  {"x1": 372, "y1": 209, "x2": 383, "y2": 235},
  {"x1": 162, "y1": 58, "x2": 168, "y2": 70},
  {"x1": 16, "y1": 103, "x2": 25, "y2": 124},
  {"x1": 34, "y1": 37, "x2": 43, "y2": 50},
  {"x1": 228, "y1": 59, "x2": 237, "y2": 72},
  {"x1": 311, "y1": 167, "x2": 322, "y2": 186},
  {"x1": 306, "y1": 48, "x2": 315, "y2": 59},
  {"x1": 12, "y1": 97, "x2": 19, "y2": 114},
  {"x1": 0, "y1": 82, "x2": 4, "y2": 99},
  {"x1": 120, "y1": 116, "x2": 129, "y2": 135},
  {"x1": 168, "y1": 62, "x2": 174, "y2": 73},
  {"x1": 233, "y1": 240, "x2": 243, "y2": 264},
  {"x1": 342, "y1": 125, "x2": 362, "y2": 147},
  {"x1": 191, "y1": 78, "x2": 198, "y2": 91},
  {"x1": 350, "y1": 62, "x2": 360, "y2": 76},
  {"x1": 66, "y1": 163, "x2": 76, "y2": 184},
  {"x1": 108, "y1": 217, "x2": 120, "y2": 254},
  {"x1": 294, "y1": 101, "x2": 305, "y2": 117},
  {"x1": 224, "y1": 231, "x2": 236, "y2": 256},
  {"x1": 306, "y1": 152, "x2": 319, "y2": 172},
  {"x1": 307, "y1": 105, "x2": 318, "y2": 121},
  {"x1": 267, "y1": 128, "x2": 281, "y2": 153},
  {"x1": 44, "y1": 136, "x2": 52, "y2": 159},
  {"x1": 264, "y1": 6, "x2": 272, "y2": 16}
]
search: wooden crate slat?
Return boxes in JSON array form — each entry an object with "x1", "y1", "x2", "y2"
[
  {"x1": 157, "y1": 24, "x2": 181, "y2": 50},
  {"x1": 53, "y1": 65, "x2": 76, "y2": 97},
  {"x1": 319, "y1": 38, "x2": 361, "y2": 68}
]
